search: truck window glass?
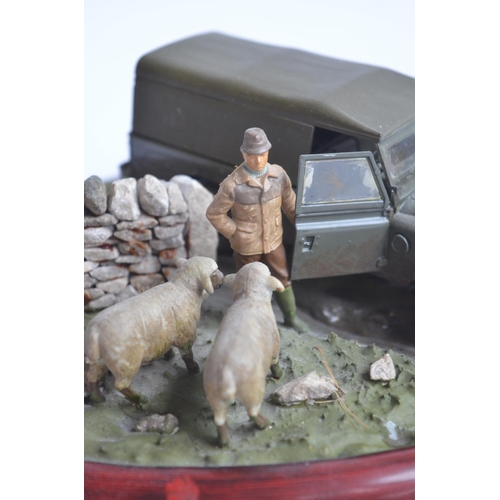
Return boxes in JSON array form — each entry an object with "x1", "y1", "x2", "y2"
[
  {"x1": 379, "y1": 124, "x2": 415, "y2": 185},
  {"x1": 301, "y1": 158, "x2": 382, "y2": 206}
]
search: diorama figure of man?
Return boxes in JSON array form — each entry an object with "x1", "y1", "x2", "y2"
[{"x1": 206, "y1": 127, "x2": 308, "y2": 333}]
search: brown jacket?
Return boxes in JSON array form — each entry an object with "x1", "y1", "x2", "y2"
[{"x1": 206, "y1": 163, "x2": 296, "y2": 255}]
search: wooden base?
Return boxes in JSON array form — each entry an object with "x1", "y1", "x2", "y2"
[{"x1": 85, "y1": 446, "x2": 414, "y2": 499}]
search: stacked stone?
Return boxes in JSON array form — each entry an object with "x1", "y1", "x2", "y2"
[{"x1": 84, "y1": 174, "x2": 218, "y2": 311}]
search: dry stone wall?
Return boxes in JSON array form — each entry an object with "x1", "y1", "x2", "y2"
[{"x1": 84, "y1": 174, "x2": 219, "y2": 311}]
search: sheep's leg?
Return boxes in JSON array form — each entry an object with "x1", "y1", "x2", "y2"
[
  {"x1": 114, "y1": 373, "x2": 148, "y2": 407},
  {"x1": 270, "y1": 362, "x2": 283, "y2": 380},
  {"x1": 247, "y1": 400, "x2": 270, "y2": 429},
  {"x1": 85, "y1": 361, "x2": 108, "y2": 404},
  {"x1": 178, "y1": 344, "x2": 200, "y2": 373},
  {"x1": 250, "y1": 412, "x2": 270, "y2": 429},
  {"x1": 119, "y1": 387, "x2": 148, "y2": 408},
  {"x1": 213, "y1": 404, "x2": 230, "y2": 447},
  {"x1": 240, "y1": 383, "x2": 270, "y2": 429},
  {"x1": 182, "y1": 354, "x2": 200, "y2": 374},
  {"x1": 88, "y1": 381, "x2": 106, "y2": 404},
  {"x1": 216, "y1": 423, "x2": 230, "y2": 447},
  {"x1": 109, "y1": 350, "x2": 148, "y2": 407}
]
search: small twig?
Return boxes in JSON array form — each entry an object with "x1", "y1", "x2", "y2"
[
  {"x1": 314, "y1": 346, "x2": 343, "y2": 393},
  {"x1": 314, "y1": 346, "x2": 370, "y2": 430}
]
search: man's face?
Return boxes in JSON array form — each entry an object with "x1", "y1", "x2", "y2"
[{"x1": 242, "y1": 151, "x2": 269, "y2": 172}]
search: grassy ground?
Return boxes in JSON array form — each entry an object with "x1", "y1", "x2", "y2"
[{"x1": 84, "y1": 298, "x2": 414, "y2": 467}]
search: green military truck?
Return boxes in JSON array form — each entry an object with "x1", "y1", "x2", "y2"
[{"x1": 121, "y1": 33, "x2": 415, "y2": 285}]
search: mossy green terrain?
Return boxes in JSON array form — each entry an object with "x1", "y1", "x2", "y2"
[{"x1": 84, "y1": 307, "x2": 414, "y2": 467}]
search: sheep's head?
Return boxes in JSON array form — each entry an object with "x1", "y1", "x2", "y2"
[
  {"x1": 173, "y1": 257, "x2": 223, "y2": 295},
  {"x1": 224, "y1": 262, "x2": 283, "y2": 301}
]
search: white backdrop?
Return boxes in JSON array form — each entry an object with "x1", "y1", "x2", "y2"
[
  {"x1": 84, "y1": 0, "x2": 415, "y2": 182},
  {"x1": 5, "y1": 3, "x2": 500, "y2": 495}
]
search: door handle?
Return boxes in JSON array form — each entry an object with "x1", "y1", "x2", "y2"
[{"x1": 301, "y1": 236, "x2": 315, "y2": 252}]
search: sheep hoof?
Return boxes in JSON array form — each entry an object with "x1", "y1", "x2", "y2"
[
  {"x1": 88, "y1": 391, "x2": 106, "y2": 404},
  {"x1": 135, "y1": 395, "x2": 149, "y2": 408},
  {"x1": 120, "y1": 388, "x2": 148, "y2": 407},
  {"x1": 271, "y1": 364, "x2": 283, "y2": 380},
  {"x1": 88, "y1": 383, "x2": 106, "y2": 404},
  {"x1": 182, "y1": 356, "x2": 200, "y2": 374},
  {"x1": 251, "y1": 413, "x2": 270, "y2": 430},
  {"x1": 187, "y1": 363, "x2": 200, "y2": 374},
  {"x1": 218, "y1": 437, "x2": 230, "y2": 448}
]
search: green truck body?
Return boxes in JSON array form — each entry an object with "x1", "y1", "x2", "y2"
[{"x1": 122, "y1": 33, "x2": 415, "y2": 284}]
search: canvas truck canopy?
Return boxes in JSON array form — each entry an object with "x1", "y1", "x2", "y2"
[{"x1": 126, "y1": 32, "x2": 414, "y2": 188}]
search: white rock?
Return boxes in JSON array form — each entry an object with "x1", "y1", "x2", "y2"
[
  {"x1": 138, "y1": 174, "x2": 170, "y2": 216},
  {"x1": 84, "y1": 175, "x2": 107, "y2": 215},
  {"x1": 115, "y1": 255, "x2": 145, "y2": 264},
  {"x1": 171, "y1": 175, "x2": 218, "y2": 260},
  {"x1": 117, "y1": 241, "x2": 152, "y2": 257},
  {"x1": 129, "y1": 256, "x2": 161, "y2": 274},
  {"x1": 114, "y1": 228, "x2": 153, "y2": 242},
  {"x1": 96, "y1": 277, "x2": 128, "y2": 294},
  {"x1": 370, "y1": 353, "x2": 396, "y2": 381},
  {"x1": 115, "y1": 285, "x2": 139, "y2": 302},
  {"x1": 90, "y1": 265, "x2": 129, "y2": 281},
  {"x1": 84, "y1": 275, "x2": 97, "y2": 288},
  {"x1": 150, "y1": 234, "x2": 185, "y2": 251},
  {"x1": 84, "y1": 261, "x2": 99, "y2": 273},
  {"x1": 116, "y1": 214, "x2": 158, "y2": 230},
  {"x1": 163, "y1": 181, "x2": 188, "y2": 214},
  {"x1": 108, "y1": 178, "x2": 141, "y2": 221},
  {"x1": 158, "y1": 247, "x2": 187, "y2": 266},
  {"x1": 84, "y1": 245, "x2": 120, "y2": 262},
  {"x1": 84, "y1": 287, "x2": 104, "y2": 301},
  {"x1": 271, "y1": 371, "x2": 338, "y2": 405},
  {"x1": 158, "y1": 213, "x2": 189, "y2": 226},
  {"x1": 84, "y1": 213, "x2": 118, "y2": 227},
  {"x1": 135, "y1": 413, "x2": 179, "y2": 434},
  {"x1": 85, "y1": 293, "x2": 116, "y2": 311},
  {"x1": 153, "y1": 224, "x2": 184, "y2": 240},
  {"x1": 84, "y1": 226, "x2": 114, "y2": 246},
  {"x1": 130, "y1": 273, "x2": 165, "y2": 293}
]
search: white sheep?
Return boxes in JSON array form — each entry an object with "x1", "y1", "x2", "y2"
[
  {"x1": 203, "y1": 262, "x2": 284, "y2": 446},
  {"x1": 85, "y1": 257, "x2": 223, "y2": 406}
]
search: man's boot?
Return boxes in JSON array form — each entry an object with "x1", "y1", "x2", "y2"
[{"x1": 275, "y1": 286, "x2": 308, "y2": 333}]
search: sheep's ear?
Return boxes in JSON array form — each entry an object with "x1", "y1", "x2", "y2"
[
  {"x1": 268, "y1": 276, "x2": 285, "y2": 293},
  {"x1": 223, "y1": 274, "x2": 236, "y2": 289},
  {"x1": 203, "y1": 275, "x2": 214, "y2": 295},
  {"x1": 174, "y1": 258, "x2": 188, "y2": 268}
]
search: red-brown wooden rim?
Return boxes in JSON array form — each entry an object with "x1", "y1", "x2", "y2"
[{"x1": 85, "y1": 446, "x2": 415, "y2": 499}]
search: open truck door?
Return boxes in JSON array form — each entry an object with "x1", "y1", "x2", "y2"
[{"x1": 291, "y1": 152, "x2": 392, "y2": 280}]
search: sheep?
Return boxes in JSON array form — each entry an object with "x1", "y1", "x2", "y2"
[
  {"x1": 203, "y1": 262, "x2": 284, "y2": 446},
  {"x1": 84, "y1": 256, "x2": 223, "y2": 407}
]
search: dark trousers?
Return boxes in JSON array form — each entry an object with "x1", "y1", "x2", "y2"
[{"x1": 233, "y1": 243, "x2": 291, "y2": 288}]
